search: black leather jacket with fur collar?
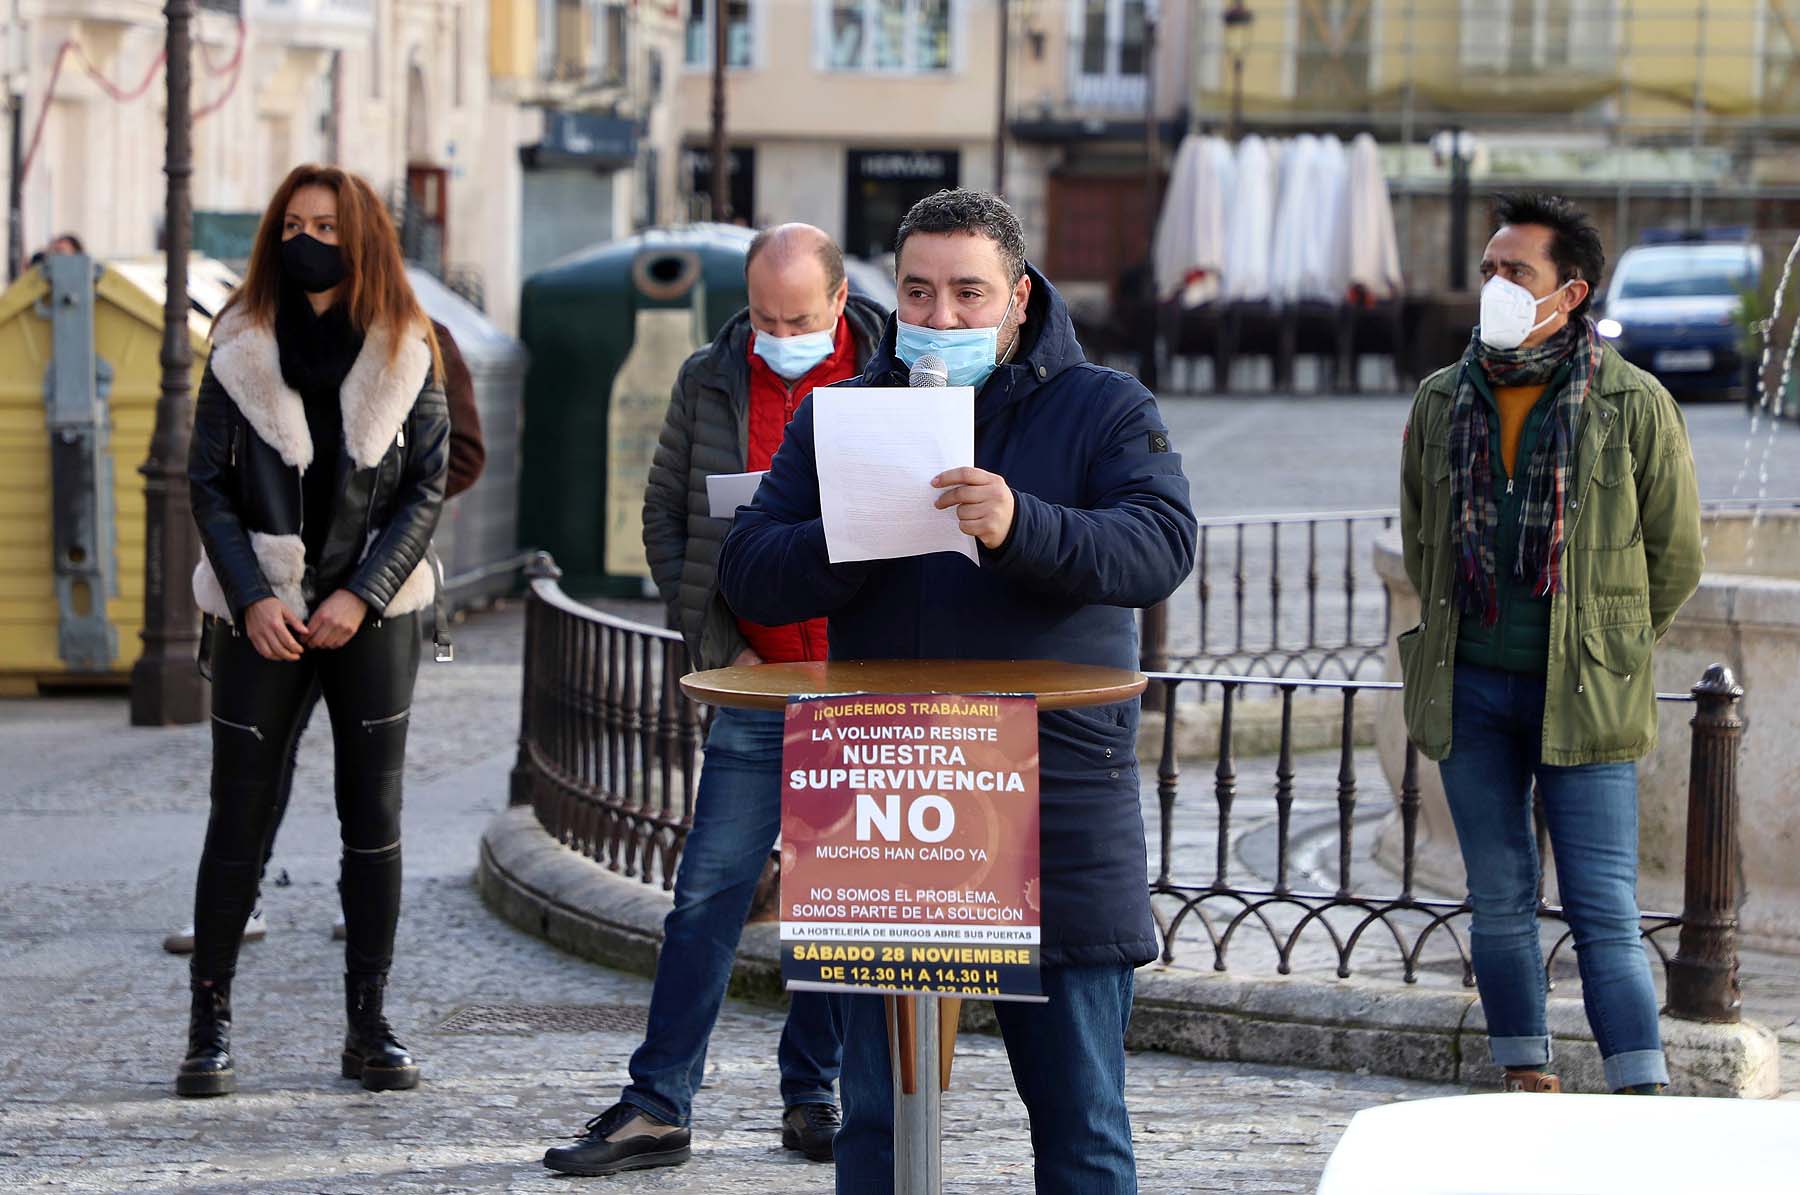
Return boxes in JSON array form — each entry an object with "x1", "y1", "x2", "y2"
[{"x1": 188, "y1": 306, "x2": 450, "y2": 624}]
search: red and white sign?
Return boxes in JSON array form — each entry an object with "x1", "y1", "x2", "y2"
[{"x1": 778, "y1": 694, "x2": 1042, "y2": 1001}]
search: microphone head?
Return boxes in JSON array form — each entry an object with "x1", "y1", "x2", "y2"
[{"x1": 909, "y1": 353, "x2": 948, "y2": 388}]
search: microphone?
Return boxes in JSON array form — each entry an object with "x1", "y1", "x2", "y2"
[{"x1": 909, "y1": 352, "x2": 948, "y2": 388}]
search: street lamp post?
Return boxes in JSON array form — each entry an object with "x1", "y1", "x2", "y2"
[
  {"x1": 1138, "y1": 0, "x2": 1159, "y2": 390},
  {"x1": 710, "y1": 0, "x2": 729, "y2": 221},
  {"x1": 994, "y1": 0, "x2": 1008, "y2": 195},
  {"x1": 1436, "y1": 127, "x2": 1475, "y2": 292},
  {"x1": 1137, "y1": 1, "x2": 1168, "y2": 687},
  {"x1": 6, "y1": 0, "x2": 22, "y2": 282},
  {"x1": 1223, "y1": 0, "x2": 1254, "y2": 142},
  {"x1": 130, "y1": 0, "x2": 206, "y2": 726}
]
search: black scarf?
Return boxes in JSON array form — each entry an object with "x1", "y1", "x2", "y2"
[
  {"x1": 275, "y1": 286, "x2": 363, "y2": 400},
  {"x1": 274, "y1": 287, "x2": 364, "y2": 570}
]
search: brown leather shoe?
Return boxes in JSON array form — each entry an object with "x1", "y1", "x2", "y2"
[{"x1": 1502, "y1": 1069, "x2": 1562, "y2": 1093}]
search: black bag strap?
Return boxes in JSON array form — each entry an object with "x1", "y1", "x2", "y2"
[{"x1": 428, "y1": 547, "x2": 453, "y2": 663}]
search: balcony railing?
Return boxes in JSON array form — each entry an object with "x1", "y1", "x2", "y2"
[{"x1": 1010, "y1": 35, "x2": 1151, "y2": 131}]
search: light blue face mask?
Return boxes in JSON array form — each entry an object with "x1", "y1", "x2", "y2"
[
  {"x1": 751, "y1": 326, "x2": 836, "y2": 381},
  {"x1": 896, "y1": 295, "x2": 1018, "y2": 389}
]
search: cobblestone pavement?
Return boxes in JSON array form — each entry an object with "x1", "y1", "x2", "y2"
[{"x1": 0, "y1": 603, "x2": 1466, "y2": 1195}]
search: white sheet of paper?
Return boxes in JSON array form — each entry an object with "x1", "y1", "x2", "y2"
[
  {"x1": 706, "y1": 471, "x2": 767, "y2": 519},
  {"x1": 812, "y1": 385, "x2": 978, "y2": 565}
]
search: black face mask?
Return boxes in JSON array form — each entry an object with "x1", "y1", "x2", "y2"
[{"x1": 280, "y1": 233, "x2": 348, "y2": 295}]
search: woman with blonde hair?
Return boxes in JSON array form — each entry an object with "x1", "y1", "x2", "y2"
[{"x1": 177, "y1": 165, "x2": 448, "y2": 1097}]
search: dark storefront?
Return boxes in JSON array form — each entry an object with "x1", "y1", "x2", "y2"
[
  {"x1": 516, "y1": 112, "x2": 640, "y2": 283},
  {"x1": 844, "y1": 148, "x2": 959, "y2": 259},
  {"x1": 685, "y1": 145, "x2": 756, "y2": 224}
]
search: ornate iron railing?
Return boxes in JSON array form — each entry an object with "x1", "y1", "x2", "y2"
[
  {"x1": 509, "y1": 556, "x2": 705, "y2": 892},
  {"x1": 1159, "y1": 498, "x2": 1800, "y2": 682},
  {"x1": 1170, "y1": 510, "x2": 1396, "y2": 680},
  {"x1": 511, "y1": 552, "x2": 1747, "y2": 1025},
  {"x1": 1143, "y1": 669, "x2": 1746, "y2": 1022}
]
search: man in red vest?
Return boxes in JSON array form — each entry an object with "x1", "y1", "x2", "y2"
[{"x1": 543, "y1": 226, "x2": 888, "y2": 1178}]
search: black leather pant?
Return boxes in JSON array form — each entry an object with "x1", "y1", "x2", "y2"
[
  {"x1": 191, "y1": 612, "x2": 421, "y2": 982},
  {"x1": 261, "y1": 681, "x2": 322, "y2": 875}
]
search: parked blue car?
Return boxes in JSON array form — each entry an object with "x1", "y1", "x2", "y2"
[{"x1": 1595, "y1": 234, "x2": 1760, "y2": 400}]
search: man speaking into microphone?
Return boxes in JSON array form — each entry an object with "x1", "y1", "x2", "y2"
[{"x1": 718, "y1": 190, "x2": 1196, "y2": 1194}]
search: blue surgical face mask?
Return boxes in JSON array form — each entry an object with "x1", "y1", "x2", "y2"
[
  {"x1": 896, "y1": 294, "x2": 1019, "y2": 389},
  {"x1": 751, "y1": 326, "x2": 836, "y2": 381}
]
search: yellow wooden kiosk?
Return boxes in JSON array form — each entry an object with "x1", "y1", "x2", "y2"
[{"x1": 0, "y1": 258, "x2": 213, "y2": 695}]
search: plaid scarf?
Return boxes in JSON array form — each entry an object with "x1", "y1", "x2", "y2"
[{"x1": 1448, "y1": 317, "x2": 1603, "y2": 627}]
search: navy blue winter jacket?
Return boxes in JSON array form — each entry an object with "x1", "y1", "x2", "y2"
[{"x1": 717, "y1": 267, "x2": 1196, "y2": 967}]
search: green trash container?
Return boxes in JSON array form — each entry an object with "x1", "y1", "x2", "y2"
[{"x1": 518, "y1": 224, "x2": 755, "y2": 597}]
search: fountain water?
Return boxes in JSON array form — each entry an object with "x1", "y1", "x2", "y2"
[{"x1": 1724, "y1": 230, "x2": 1800, "y2": 569}]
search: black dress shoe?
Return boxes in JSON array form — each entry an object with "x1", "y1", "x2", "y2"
[
  {"x1": 543, "y1": 1102, "x2": 693, "y2": 1177},
  {"x1": 781, "y1": 1102, "x2": 841, "y2": 1162},
  {"x1": 342, "y1": 972, "x2": 419, "y2": 1092},
  {"x1": 176, "y1": 977, "x2": 237, "y2": 1097}
]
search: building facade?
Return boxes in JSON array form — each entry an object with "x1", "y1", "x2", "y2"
[
  {"x1": 670, "y1": 0, "x2": 1004, "y2": 262},
  {"x1": 1003, "y1": 0, "x2": 1196, "y2": 306},
  {"x1": 1177, "y1": 0, "x2": 1800, "y2": 288},
  {"x1": 9, "y1": 1, "x2": 501, "y2": 279},
  {"x1": 487, "y1": 0, "x2": 689, "y2": 328},
  {"x1": 0, "y1": 0, "x2": 686, "y2": 333}
]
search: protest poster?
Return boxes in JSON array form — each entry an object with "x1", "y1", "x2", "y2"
[{"x1": 778, "y1": 694, "x2": 1042, "y2": 1001}]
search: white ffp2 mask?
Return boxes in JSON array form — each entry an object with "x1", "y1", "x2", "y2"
[{"x1": 1478, "y1": 276, "x2": 1575, "y2": 350}]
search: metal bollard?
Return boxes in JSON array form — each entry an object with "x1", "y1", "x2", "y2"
[
  {"x1": 1139, "y1": 603, "x2": 1169, "y2": 711},
  {"x1": 1665, "y1": 664, "x2": 1745, "y2": 1024}
]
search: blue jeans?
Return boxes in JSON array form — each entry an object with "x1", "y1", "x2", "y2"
[
  {"x1": 621, "y1": 707, "x2": 846, "y2": 1125},
  {"x1": 1438, "y1": 664, "x2": 1668, "y2": 1091},
  {"x1": 835, "y1": 964, "x2": 1138, "y2": 1194}
]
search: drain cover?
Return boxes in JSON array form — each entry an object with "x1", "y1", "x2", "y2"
[{"x1": 436, "y1": 1003, "x2": 650, "y2": 1035}]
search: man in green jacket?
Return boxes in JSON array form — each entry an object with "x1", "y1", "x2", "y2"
[{"x1": 1398, "y1": 194, "x2": 1703, "y2": 1095}]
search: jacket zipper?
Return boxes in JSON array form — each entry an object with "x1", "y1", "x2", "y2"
[
  {"x1": 294, "y1": 467, "x2": 305, "y2": 567},
  {"x1": 362, "y1": 442, "x2": 386, "y2": 560},
  {"x1": 363, "y1": 476, "x2": 376, "y2": 553}
]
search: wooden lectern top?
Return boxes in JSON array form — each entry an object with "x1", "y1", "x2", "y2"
[{"x1": 680, "y1": 659, "x2": 1147, "y2": 712}]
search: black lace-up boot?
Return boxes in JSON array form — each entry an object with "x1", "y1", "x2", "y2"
[
  {"x1": 176, "y1": 977, "x2": 236, "y2": 1097},
  {"x1": 341, "y1": 972, "x2": 419, "y2": 1091}
]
